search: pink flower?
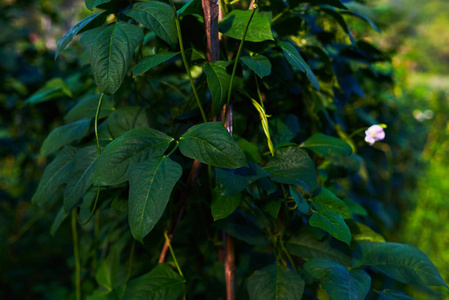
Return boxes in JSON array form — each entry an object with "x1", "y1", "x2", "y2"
[{"x1": 365, "y1": 125, "x2": 385, "y2": 146}]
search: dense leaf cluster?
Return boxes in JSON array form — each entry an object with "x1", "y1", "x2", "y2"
[{"x1": 23, "y1": 0, "x2": 447, "y2": 298}]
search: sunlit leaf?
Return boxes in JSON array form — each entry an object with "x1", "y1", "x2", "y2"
[
  {"x1": 312, "y1": 187, "x2": 352, "y2": 219},
  {"x1": 219, "y1": 10, "x2": 274, "y2": 42}
]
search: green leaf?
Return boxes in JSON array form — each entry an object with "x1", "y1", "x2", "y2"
[
  {"x1": 24, "y1": 78, "x2": 73, "y2": 105},
  {"x1": 312, "y1": 187, "x2": 352, "y2": 219},
  {"x1": 124, "y1": 1, "x2": 178, "y2": 49},
  {"x1": 64, "y1": 145, "x2": 99, "y2": 212},
  {"x1": 301, "y1": 133, "x2": 352, "y2": 157},
  {"x1": 286, "y1": 229, "x2": 352, "y2": 266},
  {"x1": 247, "y1": 264, "x2": 305, "y2": 300},
  {"x1": 123, "y1": 263, "x2": 185, "y2": 300},
  {"x1": 179, "y1": 122, "x2": 247, "y2": 169},
  {"x1": 65, "y1": 94, "x2": 114, "y2": 123},
  {"x1": 55, "y1": 12, "x2": 107, "y2": 58},
  {"x1": 353, "y1": 241, "x2": 448, "y2": 287},
  {"x1": 211, "y1": 187, "x2": 242, "y2": 221},
  {"x1": 86, "y1": 286, "x2": 126, "y2": 300},
  {"x1": 262, "y1": 199, "x2": 282, "y2": 219},
  {"x1": 278, "y1": 41, "x2": 319, "y2": 90},
  {"x1": 32, "y1": 146, "x2": 77, "y2": 206},
  {"x1": 204, "y1": 61, "x2": 231, "y2": 116},
  {"x1": 219, "y1": 10, "x2": 274, "y2": 42},
  {"x1": 264, "y1": 146, "x2": 318, "y2": 193},
  {"x1": 240, "y1": 55, "x2": 272, "y2": 78},
  {"x1": 133, "y1": 52, "x2": 180, "y2": 77},
  {"x1": 289, "y1": 185, "x2": 309, "y2": 214},
  {"x1": 41, "y1": 118, "x2": 91, "y2": 157},
  {"x1": 81, "y1": 22, "x2": 144, "y2": 94},
  {"x1": 94, "y1": 127, "x2": 174, "y2": 186},
  {"x1": 100, "y1": 107, "x2": 151, "y2": 141},
  {"x1": 347, "y1": 221, "x2": 385, "y2": 243},
  {"x1": 216, "y1": 162, "x2": 270, "y2": 196},
  {"x1": 304, "y1": 258, "x2": 371, "y2": 300},
  {"x1": 309, "y1": 211, "x2": 351, "y2": 245},
  {"x1": 128, "y1": 156, "x2": 182, "y2": 243},
  {"x1": 85, "y1": 0, "x2": 111, "y2": 11},
  {"x1": 50, "y1": 207, "x2": 69, "y2": 236},
  {"x1": 96, "y1": 246, "x2": 121, "y2": 291},
  {"x1": 378, "y1": 290, "x2": 414, "y2": 300}
]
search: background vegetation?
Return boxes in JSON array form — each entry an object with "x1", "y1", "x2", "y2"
[{"x1": 1, "y1": 0, "x2": 449, "y2": 299}]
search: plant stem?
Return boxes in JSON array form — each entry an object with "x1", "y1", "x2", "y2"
[
  {"x1": 279, "y1": 236, "x2": 296, "y2": 272},
  {"x1": 168, "y1": 0, "x2": 207, "y2": 123},
  {"x1": 78, "y1": 186, "x2": 101, "y2": 225},
  {"x1": 223, "y1": 6, "x2": 257, "y2": 125},
  {"x1": 164, "y1": 231, "x2": 184, "y2": 277},
  {"x1": 71, "y1": 210, "x2": 81, "y2": 300},
  {"x1": 225, "y1": 233, "x2": 235, "y2": 300},
  {"x1": 125, "y1": 239, "x2": 136, "y2": 283},
  {"x1": 95, "y1": 93, "x2": 105, "y2": 155}
]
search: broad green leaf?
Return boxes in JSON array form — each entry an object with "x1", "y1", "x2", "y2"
[
  {"x1": 264, "y1": 146, "x2": 318, "y2": 193},
  {"x1": 320, "y1": 8, "x2": 356, "y2": 45},
  {"x1": 343, "y1": 197, "x2": 367, "y2": 217},
  {"x1": 86, "y1": 286, "x2": 126, "y2": 300},
  {"x1": 262, "y1": 198, "x2": 282, "y2": 219},
  {"x1": 94, "y1": 127, "x2": 174, "y2": 186},
  {"x1": 204, "y1": 61, "x2": 231, "y2": 116},
  {"x1": 32, "y1": 146, "x2": 77, "y2": 206},
  {"x1": 64, "y1": 145, "x2": 99, "y2": 212},
  {"x1": 50, "y1": 207, "x2": 69, "y2": 236},
  {"x1": 300, "y1": 0, "x2": 347, "y2": 10},
  {"x1": 179, "y1": 122, "x2": 247, "y2": 169},
  {"x1": 216, "y1": 162, "x2": 270, "y2": 196},
  {"x1": 96, "y1": 246, "x2": 121, "y2": 291},
  {"x1": 128, "y1": 157, "x2": 182, "y2": 243},
  {"x1": 301, "y1": 133, "x2": 352, "y2": 157},
  {"x1": 211, "y1": 187, "x2": 242, "y2": 221},
  {"x1": 353, "y1": 241, "x2": 448, "y2": 287},
  {"x1": 123, "y1": 263, "x2": 185, "y2": 300},
  {"x1": 24, "y1": 78, "x2": 73, "y2": 105},
  {"x1": 304, "y1": 258, "x2": 371, "y2": 300},
  {"x1": 133, "y1": 52, "x2": 180, "y2": 77},
  {"x1": 347, "y1": 221, "x2": 385, "y2": 243},
  {"x1": 55, "y1": 12, "x2": 107, "y2": 58},
  {"x1": 312, "y1": 187, "x2": 352, "y2": 219},
  {"x1": 247, "y1": 264, "x2": 305, "y2": 300},
  {"x1": 81, "y1": 22, "x2": 144, "y2": 94},
  {"x1": 240, "y1": 55, "x2": 272, "y2": 78},
  {"x1": 289, "y1": 185, "x2": 309, "y2": 214},
  {"x1": 124, "y1": 1, "x2": 178, "y2": 49},
  {"x1": 309, "y1": 210, "x2": 351, "y2": 245},
  {"x1": 278, "y1": 41, "x2": 319, "y2": 90},
  {"x1": 286, "y1": 229, "x2": 352, "y2": 266},
  {"x1": 65, "y1": 94, "x2": 114, "y2": 123},
  {"x1": 214, "y1": 210, "x2": 269, "y2": 246},
  {"x1": 85, "y1": 0, "x2": 111, "y2": 11},
  {"x1": 219, "y1": 10, "x2": 274, "y2": 42},
  {"x1": 100, "y1": 107, "x2": 151, "y2": 141},
  {"x1": 41, "y1": 118, "x2": 91, "y2": 157},
  {"x1": 378, "y1": 289, "x2": 414, "y2": 300}
]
